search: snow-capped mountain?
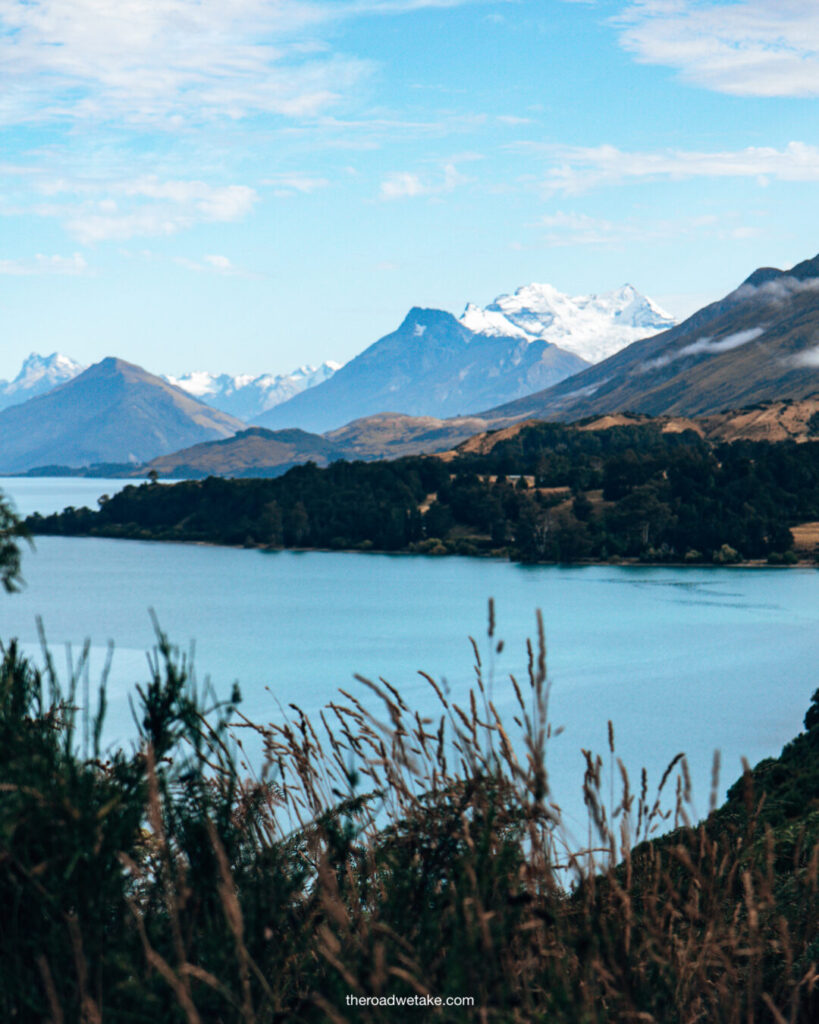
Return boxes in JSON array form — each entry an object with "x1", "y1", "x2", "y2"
[
  {"x1": 165, "y1": 361, "x2": 342, "y2": 421},
  {"x1": 480, "y1": 251, "x2": 819, "y2": 425},
  {"x1": 256, "y1": 307, "x2": 589, "y2": 434},
  {"x1": 0, "y1": 352, "x2": 85, "y2": 411},
  {"x1": 460, "y1": 283, "x2": 676, "y2": 364}
]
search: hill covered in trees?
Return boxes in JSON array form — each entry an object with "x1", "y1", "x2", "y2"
[{"x1": 27, "y1": 421, "x2": 819, "y2": 565}]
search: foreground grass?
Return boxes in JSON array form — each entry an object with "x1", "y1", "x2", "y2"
[{"x1": 1, "y1": 611, "x2": 818, "y2": 1022}]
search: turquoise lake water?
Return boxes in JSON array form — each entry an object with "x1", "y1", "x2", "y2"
[{"x1": 1, "y1": 477, "x2": 817, "y2": 840}]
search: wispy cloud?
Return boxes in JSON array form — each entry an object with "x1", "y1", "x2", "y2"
[
  {"x1": 642, "y1": 327, "x2": 766, "y2": 371},
  {"x1": 262, "y1": 173, "x2": 330, "y2": 196},
  {"x1": 176, "y1": 253, "x2": 259, "y2": 277},
  {"x1": 537, "y1": 209, "x2": 757, "y2": 246},
  {"x1": 733, "y1": 274, "x2": 819, "y2": 304},
  {"x1": 0, "y1": 0, "x2": 493, "y2": 126},
  {"x1": 0, "y1": 253, "x2": 88, "y2": 275},
  {"x1": 792, "y1": 344, "x2": 819, "y2": 368},
  {"x1": 525, "y1": 141, "x2": 819, "y2": 195},
  {"x1": 678, "y1": 327, "x2": 766, "y2": 357},
  {"x1": 9, "y1": 173, "x2": 258, "y2": 242},
  {"x1": 617, "y1": 1, "x2": 819, "y2": 98},
  {"x1": 379, "y1": 161, "x2": 467, "y2": 199}
]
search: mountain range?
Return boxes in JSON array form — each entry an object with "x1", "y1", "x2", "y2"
[
  {"x1": 11, "y1": 256, "x2": 819, "y2": 477},
  {"x1": 0, "y1": 358, "x2": 243, "y2": 473},
  {"x1": 459, "y1": 282, "x2": 674, "y2": 363},
  {"x1": 480, "y1": 254, "x2": 819, "y2": 425},
  {"x1": 254, "y1": 284, "x2": 672, "y2": 433},
  {"x1": 164, "y1": 362, "x2": 342, "y2": 421},
  {"x1": 0, "y1": 279, "x2": 669, "y2": 441}
]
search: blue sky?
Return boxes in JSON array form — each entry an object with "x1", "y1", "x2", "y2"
[{"x1": 3, "y1": 0, "x2": 819, "y2": 379}]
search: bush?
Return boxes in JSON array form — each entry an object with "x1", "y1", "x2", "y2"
[{"x1": 713, "y1": 542, "x2": 742, "y2": 564}]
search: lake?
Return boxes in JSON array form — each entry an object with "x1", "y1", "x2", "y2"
[{"x1": 1, "y1": 476, "x2": 817, "y2": 842}]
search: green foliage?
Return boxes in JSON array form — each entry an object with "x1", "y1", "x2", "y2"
[
  {"x1": 27, "y1": 422, "x2": 819, "y2": 564},
  {"x1": 0, "y1": 491, "x2": 27, "y2": 592},
  {"x1": 0, "y1": 618, "x2": 818, "y2": 1021}
]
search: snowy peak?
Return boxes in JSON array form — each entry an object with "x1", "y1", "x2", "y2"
[
  {"x1": 11, "y1": 352, "x2": 84, "y2": 390},
  {"x1": 165, "y1": 361, "x2": 343, "y2": 421},
  {"x1": 461, "y1": 282, "x2": 675, "y2": 363},
  {"x1": 460, "y1": 303, "x2": 530, "y2": 340},
  {"x1": 0, "y1": 352, "x2": 85, "y2": 410}
]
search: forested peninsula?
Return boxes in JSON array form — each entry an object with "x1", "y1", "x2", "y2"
[{"x1": 27, "y1": 421, "x2": 819, "y2": 565}]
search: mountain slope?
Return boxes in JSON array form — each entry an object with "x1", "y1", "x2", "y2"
[
  {"x1": 255, "y1": 308, "x2": 588, "y2": 433},
  {"x1": 0, "y1": 357, "x2": 243, "y2": 473},
  {"x1": 165, "y1": 361, "x2": 342, "y2": 421},
  {"x1": 460, "y1": 282, "x2": 675, "y2": 362},
  {"x1": 138, "y1": 412, "x2": 493, "y2": 478},
  {"x1": 0, "y1": 352, "x2": 84, "y2": 411},
  {"x1": 324, "y1": 412, "x2": 492, "y2": 460},
  {"x1": 480, "y1": 254, "x2": 819, "y2": 424}
]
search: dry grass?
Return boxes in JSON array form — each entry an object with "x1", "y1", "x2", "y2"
[
  {"x1": 0, "y1": 610, "x2": 817, "y2": 1022},
  {"x1": 791, "y1": 521, "x2": 819, "y2": 553}
]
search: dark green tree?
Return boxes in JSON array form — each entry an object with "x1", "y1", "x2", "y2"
[{"x1": 0, "y1": 492, "x2": 26, "y2": 593}]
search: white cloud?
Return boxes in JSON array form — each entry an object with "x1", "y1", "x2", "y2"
[
  {"x1": 537, "y1": 209, "x2": 756, "y2": 246},
  {"x1": 263, "y1": 173, "x2": 330, "y2": 196},
  {"x1": 0, "y1": 0, "x2": 492, "y2": 126},
  {"x1": 617, "y1": 1, "x2": 819, "y2": 98},
  {"x1": 379, "y1": 161, "x2": 466, "y2": 199},
  {"x1": 204, "y1": 254, "x2": 233, "y2": 272},
  {"x1": 679, "y1": 327, "x2": 765, "y2": 357},
  {"x1": 792, "y1": 345, "x2": 819, "y2": 368},
  {"x1": 539, "y1": 210, "x2": 623, "y2": 245},
  {"x1": 530, "y1": 141, "x2": 819, "y2": 195},
  {"x1": 734, "y1": 275, "x2": 819, "y2": 304},
  {"x1": 0, "y1": 252, "x2": 87, "y2": 275},
  {"x1": 642, "y1": 327, "x2": 766, "y2": 371},
  {"x1": 176, "y1": 253, "x2": 259, "y2": 277},
  {"x1": 18, "y1": 174, "x2": 258, "y2": 242},
  {"x1": 380, "y1": 172, "x2": 427, "y2": 199}
]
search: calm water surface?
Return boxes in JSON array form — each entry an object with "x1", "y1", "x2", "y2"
[{"x1": 1, "y1": 477, "x2": 817, "y2": 837}]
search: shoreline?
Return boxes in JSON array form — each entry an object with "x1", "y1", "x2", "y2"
[{"x1": 26, "y1": 528, "x2": 818, "y2": 569}]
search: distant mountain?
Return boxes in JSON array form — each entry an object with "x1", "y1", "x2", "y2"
[
  {"x1": 165, "y1": 361, "x2": 342, "y2": 421},
  {"x1": 143, "y1": 427, "x2": 346, "y2": 478},
  {"x1": 255, "y1": 307, "x2": 589, "y2": 433},
  {"x1": 0, "y1": 357, "x2": 243, "y2": 473},
  {"x1": 460, "y1": 283, "x2": 675, "y2": 363},
  {"x1": 0, "y1": 352, "x2": 84, "y2": 411},
  {"x1": 479, "y1": 253, "x2": 819, "y2": 424}
]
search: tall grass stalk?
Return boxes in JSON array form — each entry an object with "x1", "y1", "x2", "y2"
[{"x1": 0, "y1": 611, "x2": 816, "y2": 1021}]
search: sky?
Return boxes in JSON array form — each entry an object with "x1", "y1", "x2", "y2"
[{"x1": 3, "y1": 0, "x2": 819, "y2": 379}]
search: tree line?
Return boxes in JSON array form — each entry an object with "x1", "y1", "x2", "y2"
[{"x1": 27, "y1": 421, "x2": 819, "y2": 564}]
